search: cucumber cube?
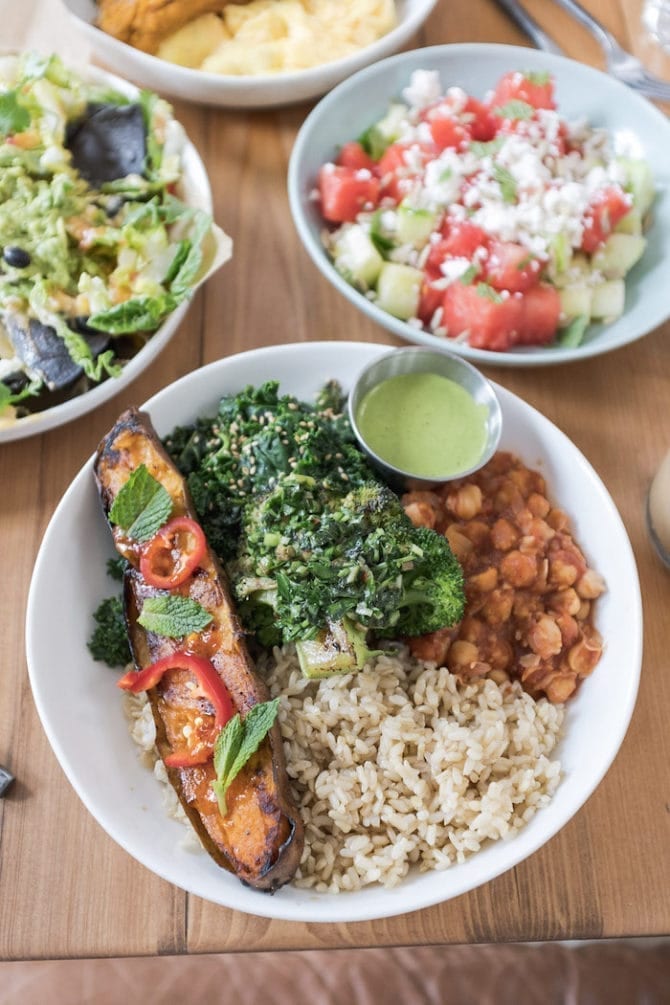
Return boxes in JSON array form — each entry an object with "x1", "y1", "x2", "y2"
[
  {"x1": 591, "y1": 233, "x2": 646, "y2": 279},
  {"x1": 615, "y1": 207, "x2": 643, "y2": 237},
  {"x1": 616, "y1": 158, "x2": 655, "y2": 217},
  {"x1": 590, "y1": 279, "x2": 625, "y2": 321},
  {"x1": 559, "y1": 285, "x2": 593, "y2": 321},
  {"x1": 396, "y1": 203, "x2": 438, "y2": 248},
  {"x1": 359, "y1": 103, "x2": 407, "y2": 160},
  {"x1": 375, "y1": 262, "x2": 423, "y2": 320},
  {"x1": 552, "y1": 252, "x2": 590, "y2": 289},
  {"x1": 332, "y1": 224, "x2": 383, "y2": 290}
]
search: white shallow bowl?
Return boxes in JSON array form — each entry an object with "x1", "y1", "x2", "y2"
[
  {"x1": 0, "y1": 58, "x2": 230, "y2": 444},
  {"x1": 27, "y1": 341, "x2": 642, "y2": 922},
  {"x1": 288, "y1": 44, "x2": 670, "y2": 367},
  {"x1": 62, "y1": 0, "x2": 438, "y2": 109}
]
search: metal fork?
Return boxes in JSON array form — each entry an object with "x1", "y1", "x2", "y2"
[{"x1": 494, "y1": 0, "x2": 670, "y2": 102}]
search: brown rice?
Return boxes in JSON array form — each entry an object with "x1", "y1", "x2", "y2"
[{"x1": 125, "y1": 644, "x2": 564, "y2": 892}]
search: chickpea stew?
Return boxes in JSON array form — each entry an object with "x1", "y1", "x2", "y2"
[{"x1": 403, "y1": 451, "x2": 606, "y2": 703}]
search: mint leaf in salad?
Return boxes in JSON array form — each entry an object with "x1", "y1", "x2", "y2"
[
  {"x1": 137, "y1": 594, "x2": 213, "y2": 637},
  {"x1": 494, "y1": 100, "x2": 535, "y2": 121},
  {"x1": 108, "y1": 463, "x2": 173, "y2": 541},
  {"x1": 212, "y1": 699, "x2": 280, "y2": 816},
  {"x1": 493, "y1": 164, "x2": 517, "y2": 204}
]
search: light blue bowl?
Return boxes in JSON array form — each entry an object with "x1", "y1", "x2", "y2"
[{"x1": 288, "y1": 43, "x2": 670, "y2": 367}]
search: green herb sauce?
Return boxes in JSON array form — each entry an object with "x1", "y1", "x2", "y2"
[{"x1": 356, "y1": 372, "x2": 488, "y2": 478}]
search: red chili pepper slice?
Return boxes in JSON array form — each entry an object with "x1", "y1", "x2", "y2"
[
  {"x1": 139, "y1": 516, "x2": 207, "y2": 589},
  {"x1": 117, "y1": 652, "x2": 234, "y2": 767}
]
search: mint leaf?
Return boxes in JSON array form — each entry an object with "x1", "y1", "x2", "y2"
[
  {"x1": 493, "y1": 164, "x2": 517, "y2": 204},
  {"x1": 137, "y1": 594, "x2": 213, "y2": 637},
  {"x1": 460, "y1": 264, "x2": 479, "y2": 285},
  {"x1": 213, "y1": 713, "x2": 244, "y2": 780},
  {"x1": 108, "y1": 464, "x2": 173, "y2": 541},
  {"x1": 0, "y1": 91, "x2": 30, "y2": 137},
  {"x1": 211, "y1": 699, "x2": 280, "y2": 816},
  {"x1": 494, "y1": 100, "x2": 535, "y2": 121},
  {"x1": 470, "y1": 137, "x2": 504, "y2": 158},
  {"x1": 357, "y1": 124, "x2": 388, "y2": 161},
  {"x1": 476, "y1": 282, "x2": 504, "y2": 303}
]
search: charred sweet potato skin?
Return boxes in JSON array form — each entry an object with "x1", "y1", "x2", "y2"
[{"x1": 94, "y1": 407, "x2": 304, "y2": 891}]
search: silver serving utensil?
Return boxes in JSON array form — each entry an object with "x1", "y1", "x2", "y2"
[
  {"x1": 494, "y1": 0, "x2": 670, "y2": 101},
  {"x1": 494, "y1": 0, "x2": 564, "y2": 55},
  {"x1": 552, "y1": 0, "x2": 670, "y2": 100}
]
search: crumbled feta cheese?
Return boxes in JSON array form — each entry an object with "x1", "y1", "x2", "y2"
[{"x1": 402, "y1": 69, "x2": 442, "y2": 110}]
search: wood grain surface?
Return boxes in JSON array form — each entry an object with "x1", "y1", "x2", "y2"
[{"x1": 1, "y1": 0, "x2": 669, "y2": 961}]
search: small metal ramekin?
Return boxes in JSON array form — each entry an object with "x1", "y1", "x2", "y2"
[{"x1": 348, "y1": 347, "x2": 502, "y2": 490}]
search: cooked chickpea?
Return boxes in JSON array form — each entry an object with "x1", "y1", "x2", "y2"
[
  {"x1": 527, "y1": 492, "x2": 551, "y2": 518},
  {"x1": 404, "y1": 500, "x2": 437, "y2": 529},
  {"x1": 491, "y1": 518, "x2": 518, "y2": 551},
  {"x1": 447, "y1": 640, "x2": 479, "y2": 671},
  {"x1": 547, "y1": 588, "x2": 581, "y2": 616},
  {"x1": 545, "y1": 674, "x2": 577, "y2": 703},
  {"x1": 482, "y1": 588, "x2": 514, "y2": 626},
  {"x1": 546, "y1": 508, "x2": 570, "y2": 532},
  {"x1": 401, "y1": 451, "x2": 605, "y2": 705},
  {"x1": 527, "y1": 615, "x2": 563, "y2": 659},
  {"x1": 445, "y1": 525, "x2": 474, "y2": 560},
  {"x1": 447, "y1": 483, "x2": 483, "y2": 520},
  {"x1": 501, "y1": 550, "x2": 537, "y2": 587},
  {"x1": 576, "y1": 568, "x2": 606, "y2": 600},
  {"x1": 468, "y1": 566, "x2": 498, "y2": 593}
]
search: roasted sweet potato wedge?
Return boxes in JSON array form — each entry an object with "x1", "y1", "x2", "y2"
[{"x1": 94, "y1": 407, "x2": 303, "y2": 892}]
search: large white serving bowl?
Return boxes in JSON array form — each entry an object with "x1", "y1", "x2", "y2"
[
  {"x1": 62, "y1": 0, "x2": 439, "y2": 109},
  {"x1": 0, "y1": 58, "x2": 231, "y2": 444},
  {"x1": 26, "y1": 341, "x2": 642, "y2": 923},
  {"x1": 288, "y1": 44, "x2": 670, "y2": 367}
]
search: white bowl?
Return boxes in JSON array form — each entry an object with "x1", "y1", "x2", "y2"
[
  {"x1": 26, "y1": 340, "x2": 642, "y2": 923},
  {"x1": 62, "y1": 0, "x2": 438, "y2": 109},
  {"x1": 288, "y1": 44, "x2": 670, "y2": 367},
  {"x1": 0, "y1": 59, "x2": 231, "y2": 444}
]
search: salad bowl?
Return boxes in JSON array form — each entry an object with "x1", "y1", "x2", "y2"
[
  {"x1": 61, "y1": 0, "x2": 438, "y2": 109},
  {"x1": 27, "y1": 341, "x2": 642, "y2": 922},
  {"x1": 0, "y1": 55, "x2": 231, "y2": 444},
  {"x1": 288, "y1": 44, "x2": 670, "y2": 367}
]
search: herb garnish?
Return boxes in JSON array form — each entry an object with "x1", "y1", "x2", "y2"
[
  {"x1": 493, "y1": 164, "x2": 518, "y2": 204},
  {"x1": 476, "y1": 282, "x2": 504, "y2": 303},
  {"x1": 137, "y1": 594, "x2": 213, "y2": 637},
  {"x1": 108, "y1": 464, "x2": 173, "y2": 542},
  {"x1": 88, "y1": 595, "x2": 131, "y2": 667},
  {"x1": 212, "y1": 699, "x2": 280, "y2": 816},
  {"x1": 494, "y1": 100, "x2": 535, "y2": 121}
]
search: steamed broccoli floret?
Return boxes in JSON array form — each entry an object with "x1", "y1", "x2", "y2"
[
  {"x1": 233, "y1": 476, "x2": 464, "y2": 645},
  {"x1": 390, "y1": 526, "x2": 465, "y2": 638},
  {"x1": 87, "y1": 595, "x2": 131, "y2": 667}
]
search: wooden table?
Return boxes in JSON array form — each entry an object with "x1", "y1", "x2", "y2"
[{"x1": 1, "y1": 0, "x2": 669, "y2": 962}]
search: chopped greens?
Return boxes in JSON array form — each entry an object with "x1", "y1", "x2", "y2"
[
  {"x1": 88, "y1": 595, "x2": 131, "y2": 667},
  {"x1": 165, "y1": 380, "x2": 465, "y2": 675}
]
